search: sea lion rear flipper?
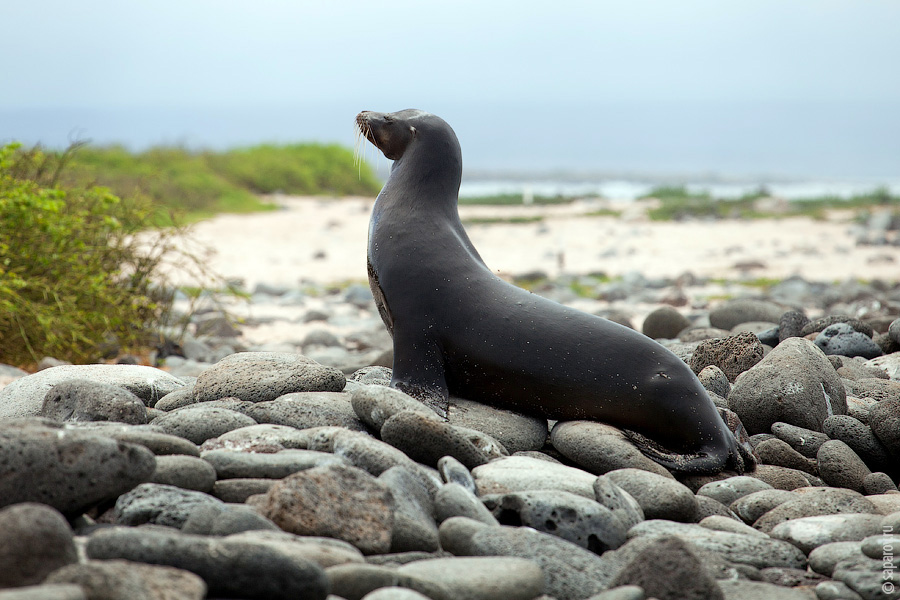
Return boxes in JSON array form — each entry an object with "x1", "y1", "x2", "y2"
[{"x1": 389, "y1": 330, "x2": 450, "y2": 419}]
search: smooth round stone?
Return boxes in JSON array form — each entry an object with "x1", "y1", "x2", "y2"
[
  {"x1": 154, "y1": 386, "x2": 198, "y2": 411},
  {"x1": 438, "y1": 519, "x2": 613, "y2": 600},
  {"x1": 437, "y1": 456, "x2": 476, "y2": 492},
  {"x1": 397, "y1": 557, "x2": 545, "y2": 600},
  {"x1": 690, "y1": 332, "x2": 764, "y2": 382},
  {"x1": 869, "y1": 398, "x2": 900, "y2": 457},
  {"x1": 583, "y1": 586, "x2": 644, "y2": 600},
  {"x1": 94, "y1": 427, "x2": 201, "y2": 457},
  {"x1": 755, "y1": 438, "x2": 818, "y2": 474},
  {"x1": 0, "y1": 584, "x2": 86, "y2": 600},
  {"x1": 149, "y1": 455, "x2": 217, "y2": 492},
  {"x1": 40, "y1": 379, "x2": 147, "y2": 424},
  {"x1": 361, "y1": 589, "x2": 431, "y2": 600},
  {"x1": 350, "y1": 385, "x2": 437, "y2": 431},
  {"x1": 326, "y1": 563, "x2": 451, "y2": 600},
  {"x1": 627, "y1": 520, "x2": 807, "y2": 570},
  {"x1": 817, "y1": 440, "x2": 872, "y2": 492},
  {"x1": 698, "y1": 365, "x2": 731, "y2": 398},
  {"x1": 151, "y1": 406, "x2": 257, "y2": 444},
  {"x1": 695, "y1": 494, "x2": 738, "y2": 521},
  {"x1": 863, "y1": 494, "x2": 900, "y2": 515},
  {"x1": 0, "y1": 364, "x2": 185, "y2": 418},
  {"x1": 379, "y1": 467, "x2": 439, "y2": 553},
  {"x1": 210, "y1": 423, "x2": 311, "y2": 450},
  {"x1": 814, "y1": 580, "x2": 864, "y2": 600},
  {"x1": 381, "y1": 411, "x2": 491, "y2": 469},
  {"x1": 45, "y1": 560, "x2": 206, "y2": 600},
  {"x1": 823, "y1": 414, "x2": 892, "y2": 471},
  {"x1": 769, "y1": 513, "x2": 883, "y2": 554},
  {"x1": 862, "y1": 532, "x2": 900, "y2": 559},
  {"x1": 699, "y1": 515, "x2": 769, "y2": 538},
  {"x1": 448, "y1": 397, "x2": 548, "y2": 454},
  {"x1": 483, "y1": 490, "x2": 628, "y2": 552},
  {"x1": 697, "y1": 476, "x2": 773, "y2": 507},
  {"x1": 471, "y1": 455, "x2": 597, "y2": 498},
  {"x1": 549, "y1": 421, "x2": 673, "y2": 477},
  {"x1": 181, "y1": 503, "x2": 278, "y2": 536},
  {"x1": 808, "y1": 541, "x2": 867, "y2": 576},
  {"x1": 678, "y1": 327, "x2": 730, "y2": 343},
  {"x1": 832, "y1": 554, "x2": 890, "y2": 600},
  {"x1": 212, "y1": 478, "x2": 276, "y2": 503},
  {"x1": 331, "y1": 430, "x2": 425, "y2": 478},
  {"x1": 815, "y1": 323, "x2": 883, "y2": 359},
  {"x1": 864, "y1": 472, "x2": 898, "y2": 495},
  {"x1": 709, "y1": 299, "x2": 784, "y2": 331},
  {"x1": 729, "y1": 489, "x2": 797, "y2": 524},
  {"x1": 592, "y1": 477, "x2": 644, "y2": 531},
  {"x1": 600, "y1": 468, "x2": 699, "y2": 522},
  {"x1": 727, "y1": 337, "x2": 847, "y2": 435},
  {"x1": 749, "y1": 464, "x2": 820, "y2": 490},
  {"x1": 779, "y1": 310, "x2": 810, "y2": 342},
  {"x1": 771, "y1": 422, "x2": 830, "y2": 458},
  {"x1": 609, "y1": 535, "x2": 724, "y2": 600},
  {"x1": 86, "y1": 527, "x2": 329, "y2": 600},
  {"x1": 844, "y1": 377, "x2": 900, "y2": 403},
  {"x1": 192, "y1": 352, "x2": 345, "y2": 403},
  {"x1": 717, "y1": 579, "x2": 815, "y2": 599},
  {"x1": 226, "y1": 530, "x2": 365, "y2": 568},
  {"x1": 642, "y1": 306, "x2": 691, "y2": 340},
  {"x1": 801, "y1": 316, "x2": 874, "y2": 338},
  {"x1": 0, "y1": 503, "x2": 77, "y2": 588},
  {"x1": 0, "y1": 420, "x2": 156, "y2": 515},
  {"x1": 259, "y1": 463, "x2": 395, "y2": 554},
  {"x1": 443, "y1": 424, "x2": 508, "y2": 461},
  {"x1": 201, "y1": 448, "x2": 342, "y2": 479},
  {"x1": 114, "y1": 483, "x2": 223, "y2": 528},
  {"x1": 753, "y1": 488, "x2": 878, "y2": 533},
  {"x1": 434, "y1": 483, "x2": 499, "y2": 526},
  {"x1": 246, "y1": 392, "x2": 367, "y2": 431}
]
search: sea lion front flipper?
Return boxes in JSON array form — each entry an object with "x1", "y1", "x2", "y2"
[{"x1": 389, "y1": 329, "x2": 450, "y2": 419}]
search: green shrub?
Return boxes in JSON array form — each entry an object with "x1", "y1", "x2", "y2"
[{"x1": 0, "y1": 143, "x2": 189, "y2": 366}]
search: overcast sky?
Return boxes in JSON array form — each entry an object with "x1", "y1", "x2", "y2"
[{"x1": 2, "y1": 1, "x2": 899, "y2": 178}]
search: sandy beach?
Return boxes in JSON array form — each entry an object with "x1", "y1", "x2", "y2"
[{"x1": 168, "y1": 195, "x2": 899, "y2": 290}]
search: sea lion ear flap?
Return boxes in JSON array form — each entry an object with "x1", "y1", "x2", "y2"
[{"x1": 409, "y1": 126, "x2": 417, "y2": 138}]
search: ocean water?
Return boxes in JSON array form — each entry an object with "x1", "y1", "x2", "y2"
[{"x1": 3, "y1": 101, "x2": 899, "y2": 200}]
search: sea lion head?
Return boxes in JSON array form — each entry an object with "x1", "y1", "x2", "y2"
[{"x1": 356, "y1": 109, "x2": 455, "y2": 161}]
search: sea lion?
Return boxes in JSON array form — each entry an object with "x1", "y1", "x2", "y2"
[{"x1": 356, "y1": 108, "x2": 752, "y2": 474}]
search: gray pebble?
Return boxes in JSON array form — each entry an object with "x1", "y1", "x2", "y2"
[
  {"x1": 592, "y1": 477, "x2": 645, "y2": 531},
  {"x1": 695, "y1": 495, "x2": 740, "y2": 521},
  {"x1": 181, "y1": 503, "x2": 279, "y2": 536},
  {"x1": 351, "y1": 385, "x2": 437, "y2": 431},
  {"x1": 755, "y1": 438, "x2": 819, "y2": 474},
  {"x1": 808, "y1": 541, "x2": 866, "y2": 576},
  {"x1": 815, "y1": 580, "x2": 864, "y2": 600},
  {"x1": 247, "y1": 391, "x2": 367, "y2": 431},
  {"x1": 817, "y1": 440, "x2": 872, "y2": 492},
  {"x1": 484, "y1": 490, "x2": 628, "y2": 552},
  {"x1": 864, "y1": 472, "x2": 898, "y2": 495},
  {"x1": 0, "y1": 584, "x2": 86, "y2": 600},
  {"x1": 437, "y1": 456, "x2": 476, "y2": 493},
  {"x1": 86, "y1": 526, "x2": 329, "y2": 600},
  {"x1": 150, "y1": 406, "x2": 257, "y2": 444},
  {"x1": 770, "y1": 513, "x2": 883, "y2": 554},
  {"x1": 202, "y1": 448, "x2": 342, "y2": 479},
  {"x1": 0, "y1": 364, "x2": 184, "y2": 418},
  {"x1": 771, "y1": 421, "x2": 831, "y2": 458},
  {"x1": 208, "y1": 423, "x2": 311, "y2": 450},
  {"x1": 326, "y1": 563, "x2": 451, "y2": 600},
  {"x1": 379, "y1": 466, "x2": 439, "y2": 553},
  {"x1": 729, "y1": 489, "x2": 797, "y2": 524},
  {"x1": 381, "y1": 410, "x2": 491, "y2": 469},
  {"x1": 699, "y1": 515, "x2": 769, "y2": 537},
  {"x1": 717, "y1": 579, "x2": 815, "y2": 599},
  {"x1": 45, "y1": 560, "x2": 206, "y2": 600},
  {"x1": 816, "y1": 322, "x2": 883, "y2": 359},
  {"x1": 627, "y1": 519, "x2": 807, "y2": 569},
  {"x1": 698, "y1": 365, "x2": 731, "y2": 398},
  {"x1": 448, "y1": 396, "x2": 548, "y2": 454},
  {"x1": 40, "y1": 379, "x2": 147, "y2": 424},
  {"x1": 192, "y1": 351, "x2": 345, "y2": 403},
  {"x1": 832, "y1": 554, "x2": 891, "y2": 600},
  {"x1": 753, "y1": 487, "x2": 877, "y2": 533},
  {"x1": 154, "y1": 386, "x2": 198, "y2": 411},
  {"x1": 0, "y1": 503, "x2": 77, "y2": 588},
  {"x1": 550, "y1": 420, "x2": 673, "y2": 478},
  {"x1": 211, "y1": 478, "x2": 276, "y2": 503},
  {"x1": 824, "y1": 414, "x2": 892, "y2": 472},
  {"x1": 150, "y1": 454, "x2": 217, "y2": 492},
  {"x1": 600, "y1": 468, "x2": 699, "y2": 522},
  {"x1": 397, "y1": 556, "x2": 546, "y2": 600},
  {"x1": 0, "y1": 420, "x2": 156, "y2": 515},
  {"x1": 697, "y1": 475, "x2": 773, "y2": 507},
  {"x1": 709, "y1": 299, "x2": 784, "y2": 331},
  {"x1": 869, "y1": 398, "x2": 900, "y2": 458},
  {"x1": 642, "y1": 306, "x2": 691, "y2": 339},
  {"x1": 113, "y1": 482, "x2": 223, "y2": 528},
  {"x1": 779, "y1": 310, "x2": 810, "y2": 343},
  {"x1": 801, "y1": 316, "x2": 874, "y2": 338},
  {"x1": 472, "y1": 455, "x2": 597, "y2": 498},
  {"x1": 434, "y1": 483, "x2": 499, "y2": 526}
]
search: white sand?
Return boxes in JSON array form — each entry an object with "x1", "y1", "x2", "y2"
[{"x1": 167, "y1": 195, "x2": 899, "y2": 290}]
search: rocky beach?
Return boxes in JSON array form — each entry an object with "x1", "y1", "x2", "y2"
[{"x1": 1, "y1": 196, "x2": 900, "y2": 599}]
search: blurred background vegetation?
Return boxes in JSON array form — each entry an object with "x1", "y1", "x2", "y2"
[{"x1": 0, "y1": 141, "x2": 380, "y2": 367}]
